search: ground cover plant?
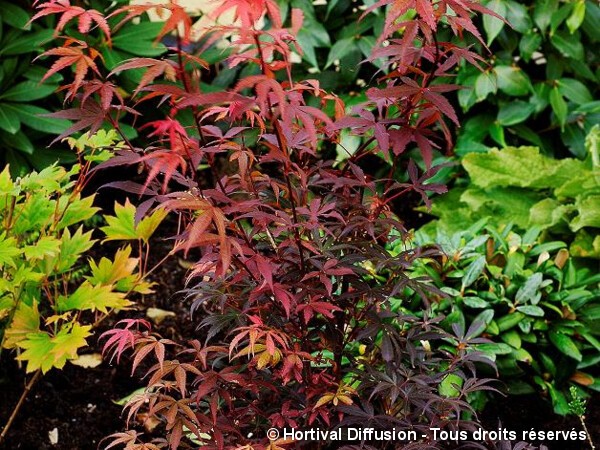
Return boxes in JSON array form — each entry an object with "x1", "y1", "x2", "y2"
[
  {"x1": 400, "y1": 222, "x2": 600, "y2": 416},
  {"x1": 21, "y1": 0, "x2": 538, "y2": 448},
  {"x1": 422, "y1": 126, "x2": 600, "y2": 258},
  {"x1": 0, "y1": 133, "x2": 166, "y2": 443}
]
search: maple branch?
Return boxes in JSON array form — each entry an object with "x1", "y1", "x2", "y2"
[{"x1": 253, "y1": 33, "x2": 306, "y2": 273}]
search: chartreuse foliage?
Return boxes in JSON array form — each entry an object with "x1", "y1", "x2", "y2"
[
  {"x1": 422, "y1": 130, "x2": 600, "y2": 258},
  {"x1": 455, "y1": 0, "x2": 600, "y2": 158},
  {"x1": 0, "y1": 141, "x2": 165, "y2": 374},
  {"x1": 401, "y1": 223, "x2": 600, "y2": 415}
]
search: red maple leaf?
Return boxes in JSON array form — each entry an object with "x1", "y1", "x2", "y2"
[{"x1": 31, "y1": 0, "x2": 111, "y2": 43}]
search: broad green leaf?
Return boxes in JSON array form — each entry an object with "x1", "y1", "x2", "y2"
[
  {"x1": 504, "y1": 0, "x2": 532, "y2": 33},
  {"x1": 0, "y1": 29, "x2": 53, "y2": 56},
  {"x1": 515, "y1": 272, "x2": 544, "y2": 305},
  {"x1": 461, "y1": 255, "x2": 486, "y2": 291},
  {"x1": 0, "y1": 103, "x2": 20, "y2": 134},
  {"x1": 534, "y1": 0, "x2": 558, "y2": 32},
  {"x1": 494, "y1": 66, "x2": 531, "y2": 96},
  {"x1": 463, "y1": 147, "x2": 584, "y2": 189},
  {"x1": 571, "y1": 195, "x2": 600, "y2": 230},
  {"x1": 549, "y1": 330, "x2": 582, "y2": 361},
  {"x1": 501, "y1": 329, "x2": 522, "y2": 349},
  {"x1": 566, "y1": 0, "x2": 586, "y2": 33},
  {"x1": 475, "y1": 71, "x2": 497, "y2": 101},
  {"x1": 550, "y1": 31, "x2": 584, "y2": 59},
  {"x1": 0, "y1": 129, "x2": 34, "y2": 154},
  {"x1": 0, "y1": 81, "x2": 57, "y2": 102},
  {"x1": 49, "y1": 323, "x2": 92, "y2": 365},
  {"x1": 497, "y1": 101, "x2": 536, "y2": 126},
  {"x1": 0, "y1": 1, "x2": 30, "y2": 29},
  {"x1": 549, "y1": 87, "x2": 568, "y2": 129},
  {"x1": 439, "y1": 373, "x2": 463, "y2": 398},
  {"x1": 483, "y1": 0, "x2": 507, "y2": 45},
  {"x1": 5, "y1": 103, "x2": 70, "y2": 134},
  {"x1": 516, "y1": 305, "x2": 545, "y2": 317},
  {"x1": 557, "y1": 78, "x2": 593, "y2": 105},
  {"x1": 519, "y1": 33, "x2": 542, "y2": 62},
  {"x1": 325, "y1": 37, "x2": 356, "y2": 69},
  {"x1": 528, "y1": 198, "x2": 569, "y2": 228}
]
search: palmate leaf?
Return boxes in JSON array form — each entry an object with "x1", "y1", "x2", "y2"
[
  {"x1": 101, "y1": 199, "x2": 167, "y2": 243},
  {"x1": 16, "y1": 322, "x2": 92, "y2": 373},
  {"x1": 2, "y1": 302, "x2": 40, "y2": 350},
  {"x1": 56, "y1": 281, "x2": 131, "y2": 313},
  {"x1": 31, "y1": 0, "x2": 111, "y2": 43}
]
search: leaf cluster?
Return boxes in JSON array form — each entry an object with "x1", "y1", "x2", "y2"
[
  {"x1": 404, "y1": 221, "x2": 600, "y2": 415},
  {"x1": 0, "y1": 134, "x2": 164, "y2": 374}
]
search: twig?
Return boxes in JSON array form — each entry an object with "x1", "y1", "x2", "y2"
[{"x1": 0, "y1": 370, "x2": 42, "y2": 444}]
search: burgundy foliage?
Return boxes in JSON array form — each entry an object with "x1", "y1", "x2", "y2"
[{"x1": 32, "y1": 0, "x2": 509, "y2": 448}]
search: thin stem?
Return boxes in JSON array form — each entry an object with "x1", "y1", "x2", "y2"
[
  {"x1": 0, "y1": 370, "x2": 42, "y2": 444},
  {"x1": 581, "y1": 416, "x2": 596, "y2": 450}
]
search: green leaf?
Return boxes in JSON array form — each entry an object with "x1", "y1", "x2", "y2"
[
  {"x1": 0, "y1": 81, "x2": 57, "y2": 102},
  {"x1": 519, "y1": 33, "x2": 542, "y2": 62},
  {"x1": 439, "y1": 373, "x2": 464, "y2": 398},
  {"x1": 325, "y1": 37, "x2": 356, "y2": 69},
  {"x1": 5, "y1": 103, "x2": 70, "y2": 134},
  {"x1": 549, "y1": 87, "x2": 568, "y2": 128},
  {"x1": 475, "y1": 71, "x2": 497, "y2": 101},
  {"x1": 516, "y1": 305, "x2": 545, "y2": 317},
  {"x1": 497, "y1": 101, "x2": 536, "y2": 126},
  {"x1": 551, "y1": 31, "x2": 584, "y2": 59},
  {"x1": 534, "y1": 0, "x2": 558, "y2": 32},
  {"x1": 0, "y1": 129, "x2": 34, "y2": 154},
  {"x1": 571, "y1": 195, "x2": 600, "y2": 231},
  {"x1": 494, "y1": 66, "x2": 531, "y2": 96},
  {"x1": 515, "y1": 272, "x2": 544, "y2": 305},
  {"x1": 2, "y1": 301, "x2": 40, "y2": 349},
  {"x1": 557, "y1": 78, "x2": 593, "y2": 105},
  {"x1": 23, "y1": 236, "x2": 61, "y2": 261},
  {"x1": 501, "y1": 329, "x2": 522, "y2": 348},
  {"x1": 101, "y1": 200, "x2": 167, "y2": 243},
  {"x1": 566, "y1": 0, "x2": 586, "y2": 33},
  {"x1": 0, "y1": 103, "x2": 20, "y2": 134},
  {"x1": 0, "y1": 232, "x2": 21, "y2": 268},
  {"x1": 504, "y1": 0, "x2": 532, "y2": 33},
  {"x1": 0, "y1": 1, "x2": 30, "y2": 29},
  {"x1": 483, "y1": 0, "x2": 507, "y2": 45},
  {"x1": 56, "y1": 227, "x2": 95, "y2": 274},
  {"x1": 549, "y1": 330, "x2": 582, "y2": 361},
  {"x1": 463, "y1": 146, "x2": 583, "y2": 190},
  {"x1": 0, "y1": 29, "x2": 53, "y2": 56},
  {"x1": 461, "y1": 255, "x2": 486, "y2": 291},
  {"x1": 56, "y1": 282, "x2": 131, "y2": 314}
]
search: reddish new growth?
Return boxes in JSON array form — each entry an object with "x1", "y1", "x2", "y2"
[{"x1": 33, "y1": 0, "x2": 498, "y2": 448}]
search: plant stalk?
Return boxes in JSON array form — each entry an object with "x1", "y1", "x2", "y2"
[{"x1": 0, "y1": 370, "x2": 42, "y2": 444}]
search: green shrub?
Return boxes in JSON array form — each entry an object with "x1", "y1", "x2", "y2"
[
  {"x1": 455, "y1": 0, "x2": 600, "y2": 158},
  {"x1": 400, "y1": 222, "x2": 600, "y2": 414},
  {"x1": 422, "y1": 130, "x2": 600, "y2": 258},
  {"x1": 0, "y1": 139, "x2": 165, "y2": 373}
]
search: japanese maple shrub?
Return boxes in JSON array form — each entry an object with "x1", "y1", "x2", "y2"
[{"x1": 32, "y1": 0, "x2": 502, "y2": 448}]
